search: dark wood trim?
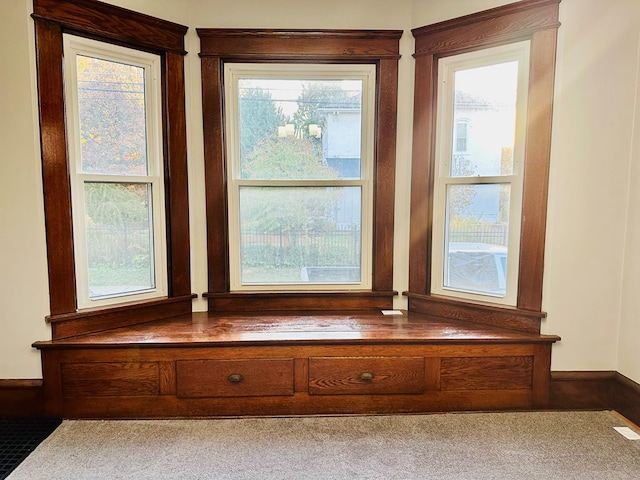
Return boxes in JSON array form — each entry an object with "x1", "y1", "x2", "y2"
[
  {"x1": 0, "y1": 379, "x2": 45, "y2": 416},
  {"x1": 163, "y1": 51, "x2": 191, "y2": 297},
  {"x1": 408, "y1": 53, "x2": 436, "y2": 295},
  {"x1": 204, "y1": 291, "x2": 397, "y2": 312},
  {"x1": 32, "y1": 0, "x2": 192, "y2": 329},
  {"x1": 549, "y1": 371, "x2": 615, "y2": 411},
  {"x1": 46, "y1": 295, "x2": 196, "y2": 340},
  {"x1": 412, "y1": 0, "x2": 561, "y2": 58},
  {"x1": 197, "y1": 29, "x2": 402, "y2": 59},
  {"x1": 34, "y1": 19, "x2": 77, "y2": 315},
  {"x1": 405, "y1": 292, "x2": 545, "y2": 334},
  {"x1": 613, "y1": 372, "x2": 640, "y2": 428},
  {"x1": 549, "y1": 371, "x2": 640, "y2": 427},
  {"x1": 406, "y1": 0, "x2": 560, "y2": 321},
  {"x1": 516, "y1": 27, "x2": 558, "y2": 311},
  {"x1": 197, "y1": 29, "x2": 401, "y2": 308},
  {"x1": 33, "y1": 0, "x2": 187, "y2": 54}
]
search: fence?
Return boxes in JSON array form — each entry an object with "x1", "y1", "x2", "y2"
[{"x1": 241, "y1": 227, "x2": 361, "y2": 268}]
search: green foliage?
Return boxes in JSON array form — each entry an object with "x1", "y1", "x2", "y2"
[
  {"x1": 84, "y1": 183, "x2": 149, "y2": 226},
  {"x1": 238, "y1": 87, "x2": 285, "y2": 161}
]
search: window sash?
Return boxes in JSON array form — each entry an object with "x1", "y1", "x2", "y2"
[
  {"x1": 224, "y1": 63, "x2": 375, "y2": 291},
  {"x1": 63, "y1": 35, "x2": 167, "y2": 309},
  {"x1": 430, "y1": 42, "x2": 530, "y2": 306}
]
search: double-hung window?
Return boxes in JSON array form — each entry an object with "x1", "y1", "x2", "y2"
[
  {"x1": 407, "y1": 0, "x2": 560, "y2": 330},
  {"x1": 224, "y1": 64, "x2": 375, "y2": 291},
  {"x1": 63, "y1": 35, "x2": 167, "y2": 309},
  {"x1": 431, "y1": 42, "x2": 530, "y2": 306}
]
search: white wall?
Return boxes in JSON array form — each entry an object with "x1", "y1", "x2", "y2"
[
  {"x1": 1, "y1": 0, "x2": 639, "y2": 383},
  {"x1": 619, "y1": 1, "x2": 640, "y2": 383},
  {"x1": 0, "y1": 0, "x2": 51, "y2": 377}
]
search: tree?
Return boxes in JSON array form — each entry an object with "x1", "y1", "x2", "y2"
[
  {"x1": 76, "y1": 55, "x2": 148, "y2": 175},
  {"x1": 238, "y1": 87, "x2": 285, "y2": 163},
  {"x1": 292, "y1": 82, "x2": 360, "y2": 140}
]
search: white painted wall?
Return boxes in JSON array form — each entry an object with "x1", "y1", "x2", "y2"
[
  {"x1": 1, "y1": 0, "x2": 638, "y2": 383},
  {"x1": 619, "y1": 3, "x2": 640, "y2": 383}
]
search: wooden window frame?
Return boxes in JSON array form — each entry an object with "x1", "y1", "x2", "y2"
[
  {"x1": 32, "y1": 0, "x2": 192, "y2": 339},
  {"x1": 197, "y1": 29, "x2": 402, "y2": 312},
  {"x1": 405, "y1": 0, "x2": 561, "y2": 333}
]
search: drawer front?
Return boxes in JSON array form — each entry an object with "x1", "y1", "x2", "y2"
[
  {"x1": 176, "y1": 358, "x2": 294, "y2": 398},
  {"x1": 308, "y1": 357, "x2": 425, "y2": 395}
]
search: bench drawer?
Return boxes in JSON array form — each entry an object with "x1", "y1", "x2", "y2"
[
  {"x1": 176, "y1": 358, "x2": 294, "y2": 397},
  {"x1": 308, "y1": 356, "x2": 425, "y2": 395}
]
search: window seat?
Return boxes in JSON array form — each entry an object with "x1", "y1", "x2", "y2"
[{"x1": 33, "y1": 310, "x2": 559, "y2": 419}]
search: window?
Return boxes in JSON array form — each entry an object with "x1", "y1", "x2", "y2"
[
  {"x1": 407, "y1": 0, "x2": 560, "y2": 331},
  {"x1": 33, "y1": 0, "x2": 191, "y2": 338},
  {"x1": 454, "y1": 120, "x2": 469, "y2": 154},
  {"x1": 198, "y1": 28, "x2": 401, "y2": 311},
  {"x1": 224, "y1": 64, "x2": 375, "y2": 291},
  {"x1": 63, "y1": 36, "x2": 167, "y2": 308},
  {"x1": 431, "y1": 42, "x2": 530, "y2": 306}
]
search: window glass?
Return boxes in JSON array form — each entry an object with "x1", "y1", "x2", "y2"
[
  {"x1": 84, "y1": 182, "x2": 156, "y2": 299},
  {"x1": 76, "y1": 56, "x2": 148, "y2": 176},
  {"x1": 450, "y1": 61, "x2": 519, "y2": 177},
  {"x1": 444, "y1": 183, "x2": 510, "y2": 296},
  {"x1": 226, "y1": 64, "x2": 374, "y2": 290}
]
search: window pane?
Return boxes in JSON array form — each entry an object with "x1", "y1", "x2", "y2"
[
  {"x1": 239, "y1": 186, "x2": 362, "y2": 284},
  {"x1": 84, "y1": 182, "x2": 155, "y2": 298},
  {"x1": 238, "y1": 78, "x2": 363, "y2": 180},
  {"x1": 444, "y1": 184, "x2": 510, "y2": 296},
  {"x1": 76, "y1": 55, "x2": 148, "y2": 175},
  {"x1": 451, "y1": 61, "x2": 519, "y2": 177}
]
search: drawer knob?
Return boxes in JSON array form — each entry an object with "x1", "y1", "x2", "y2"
[
  {"x1": 227, "y1": 373, "x2": 244, "y2": 384},
  {"x1": 359, "y1": 371, "x2": 374, "y2": 382}
]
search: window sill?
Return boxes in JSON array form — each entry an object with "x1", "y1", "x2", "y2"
[
  {"x1": 204, "y1": 290, "x2": 397, "y2": 312},
  {"x1": 403, "y1": 291, "x2": 545, "y2": 333},
  {"x1": 46, "y1": 294, "x2": 197, "y2": 340}
]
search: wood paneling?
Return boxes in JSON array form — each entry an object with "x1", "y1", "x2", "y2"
[
  {"x1": 34, "y1": 311, "x2": 558, "y2": 418},
  {"x1": 61, "y1": 362, "x2": 160, "y2": 397},
  {"x1": 441, "y1": 356, "x2": 533, "y2": 391}
]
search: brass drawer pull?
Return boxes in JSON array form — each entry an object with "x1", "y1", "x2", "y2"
[
  {"x1": 227, "y1": 373, "x2": 244, "y2": 384},
  {"x1": 359, "y1": 372, "x2": 374, "y2": 382}
]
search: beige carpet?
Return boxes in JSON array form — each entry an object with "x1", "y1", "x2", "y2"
[{"x1": 7, "y1": 411, "x2": 640, "y2": 479}]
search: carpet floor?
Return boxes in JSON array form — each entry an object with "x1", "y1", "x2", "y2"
[{"x1": 6, "y1": 411, "x2": 640, "y2": 479}]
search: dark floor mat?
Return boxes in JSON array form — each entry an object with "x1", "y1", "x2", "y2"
[{"x1": 0, "y1": 417, "x2": 62, "y2": 479}]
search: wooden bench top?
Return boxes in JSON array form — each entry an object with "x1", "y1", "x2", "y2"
[{"x1": 33, "y1": 310, "x2": 560, "y2": 349}]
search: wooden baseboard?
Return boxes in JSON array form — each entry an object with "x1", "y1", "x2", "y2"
[
  {"x1": 613, "y1": 372, "x2": 640, "y2": 427},
  {"x1": 0, "y1": 379, "x2": 45, "y2": 416},
  {"x1": 550, "y1": 371, "x2": 640, "y2": 426}
]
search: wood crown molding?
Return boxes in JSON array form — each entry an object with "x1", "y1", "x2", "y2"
[
  {"x1": 32, "y1": 0, "x2": 187, "y2": 54},
  {"x1": 412, "y1": 0, "x2": 561, "y2": 57},
  {"x1": 197, "y1": 28, "x2": 403, "y2": 59}
]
